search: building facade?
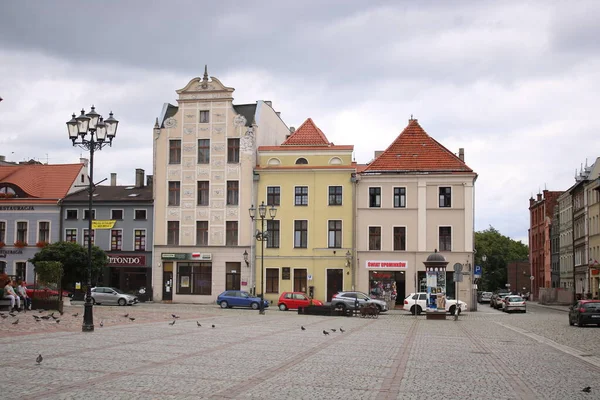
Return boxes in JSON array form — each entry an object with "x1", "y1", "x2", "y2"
[
  {"x1": 558, "y1": 190, "x2": 573, "y2": 289},
  {"x1": 0, "y1": 161, "x2": 88, "y2": 281},
  {"x1": 550, "y1": 203, "x2": 560, "y2": 288},
  {"x1": 571, "y1": 167, "x2": 590, "y2": 297},
  {"x1": 254, "y1": 118, "x2": 356, "y2": 304},
  {"x1": 507, "y1": 260, "x2": 532, "y2": 295},
  {"x1": 61, "y1": 169, "x2": 153, "y2": 293},
  {"x1": 152, "y1": 69, "x2": 290, "y2": 303},
  {"x1": 585, "y1": 159, "x2": 600, "y2": 299},
  {"x1": 356, "y1": 119, "x2": 477, "y2": 308}
]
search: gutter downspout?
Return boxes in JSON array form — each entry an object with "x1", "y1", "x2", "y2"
[{"x1": 352, "y1": 172, "x2": 357, "y2": 291}]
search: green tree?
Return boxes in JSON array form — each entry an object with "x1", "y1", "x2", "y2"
[
  {"x1": 474, "y1": 226, "x2": 529, "y2": 292},
  {"x1": 29, "y1": 241, "x2": 107, "y2": 289}
]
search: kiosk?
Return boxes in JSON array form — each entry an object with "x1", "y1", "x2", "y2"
[{"x1": 423, "y1": 250, "x2": 448, "y2": 320}]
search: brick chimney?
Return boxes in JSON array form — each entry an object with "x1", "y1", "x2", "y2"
[
  {"x1": 146, "y1": 175, "x2": 153, "y2": 187},
  {"x1": 537, "y1": 193, "x2": 542, "y2": 201},
  {"x1": 459, "y1": 148, "x2": 464, "y2": 162},
  {"x1": 135, "y1": 169, "x2": 145, "y2": 188},
  {"x1": 110, "y1": 173, "x2": 117, "y2": 186}
]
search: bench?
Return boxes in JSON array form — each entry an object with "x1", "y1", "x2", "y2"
[{"x1": 0, "y1": 298, "x2": 13, "y2": 311}]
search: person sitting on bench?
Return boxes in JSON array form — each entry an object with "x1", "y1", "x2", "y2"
[
  {"x1": 16, "y1": 280, "x2": 31, "y2": 311},
  {"x1": 3, "y1": 280, "x2": 21, "y2": 312}
]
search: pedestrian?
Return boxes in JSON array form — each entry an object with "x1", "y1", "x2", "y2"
[
  {"x1": 16, "y1": 280, "x2": 31, "y2": 310},
  {"x1": 3, "y1": 280, "x2": 22, "y2": 312}
]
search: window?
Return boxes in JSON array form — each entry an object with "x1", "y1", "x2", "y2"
[
  {"x1": 394, "y1": 187, "x2": 406, "y2": 208},
  {"x1": 169, "y1": 140, "x2": 181, "y2": 164},
  {"x1": 196, "y1": 221, "x2": 208, "y2": 246},
  {"x1": 227, "y1": 138, "x2": 240, "y2": 163},
  {"x1": 328, "y1": 220, "x2": 342, "y2": 248},
  {"x1": 134, "y1": 230, "x2": 146, "y2": 251},
  {"x1": 293, "y1": 269, "x2": 307, "y2": 292},
  {"x1": 65, "y1": 209, "x2": 78, "y2": 220},
  {"x1": 329, "y1": 186, "x2": 343, "y2": 206},
  {"x1": 177, "y1": 262, "x2": 212, "y2": 295},
  {"x1": 168, "y1": 181, "x2": 181, "y2": 206},
  {"x1": 266, "y1": 268, "x2": 279, "y2": 293},
  {"x1": 226, "y1": 221, "x2": 238, "y2": 246},
  {"x1": 38, "y1": 222, "x2": 50, "y2": 243},
  {"x1": 0, "y1": 221, "x2": 5, "y2": 243},
  {"x1": 295, "y1": 158, "x2": 308, "y2": 165},
  {"x1": 369, "y1": 227, "x2": 381, "y2": 250},
  {"x1": 394, "y1": 227, "x2": 406, "y2": 251},
  {"x1": 111, "y1": 209, "x2": 123, "y2": 220},
  {"x1": 369, "y1": 187, "x2": 381, "y2": 207},
  {"x1": 16, "y1": 221, "x2": 27, "y2": 243},
  {"x1": 198, "y1": 139, "x2": 210, "y2": 164},
  {"x1": 167, "y1": 221, "x2": 179, "y2": 245},
  {"x1": 134, "y1": 209, "x2": 147, "y2": 220},
  {"x1": 111, "y1": 229, "x2": 122, "y2": 251},
  {"x1": 294, "y1": 220, "x2": 308, "y2": 248},
  {"x1": 266, "y1": 220, "x2": 280, "y2": 248},
  {"x1": 65, "y1": 229, "x2": 77, "y2": 243},
  {"x1": 267, "y1": 186, "x2": 280, "y2": 206},
  {"x1": 439, "y1": 226, "x2": 452, "y2": 251},
  {"x1": 226, "y1": 181, "x2": 239, "y2": 206},
  {"x1": 295, "y1": 186, "x2": 308, "y2": 206},
  {"x1": 83, "y1": 229, "x2": 95, "y2": 246},
  {"x1": 198, "y1": 181, "x2": 209, "y2": 206},
  {"x1": 439, "y1": 187, "x2": 451, "y2": 208},
  {"x1": 83, "y1": 210, "x2": 96, "y2": 220},
  {"x1": 199, "y1": 110, "x2": 209, "y2": 123},
  {"x1": 0, "y1": 261, "x2": 5, "y2": 274},
  {"x1": 16, "y1": 262, "x2": 26, "y2": 282}
]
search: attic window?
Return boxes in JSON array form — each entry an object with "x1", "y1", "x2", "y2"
[
  {"x1": 0, "y1": 186, "x2": 16, "y2": 196},
  {"x1": 295, "y1": 158, "x2": 308, "y2": 165},
  {"x1": 267, "y1": 158, "x2": 281, "y2": 166},
  {"x1": 128, "y1": 193, "x2": 140, "y2": 197},
  {"x1": 329, "y1": 157, "x2": 342, "y2": 165}
]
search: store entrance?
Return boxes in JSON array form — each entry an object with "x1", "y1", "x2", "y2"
[{"x1": 369, "y1": 270, "x2": 406, "y2": 306}]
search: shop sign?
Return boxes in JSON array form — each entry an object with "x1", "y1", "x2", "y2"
[
  {"x1": 161, "y1": 253, "x2": 188, "y2": 260},
  {"x1": 108, "y1": 255, "x2": 146, "y2": 266},
  {"x1": 0, "y1": 249, "x2": 24, "y2": 255},
  {"x1": 0, "y1": 206, "x2": 34, "y2": 211},
  {"x1": 366, "y1": 260, "x2": 407, "y2": 269},
  {"x1": 190, "y1": 252, "x2": 212, "y2": 260},
  {"x1": 92, "y1": 220, "x2": 116, "y2": 229}
]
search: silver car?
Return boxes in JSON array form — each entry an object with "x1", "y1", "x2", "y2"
[
  {"x1": 91, "y1": 287, "x2": 138, "y2": 306},
  {"x1": 331, "y1": 291, "x2": 389, "y2": 312}
]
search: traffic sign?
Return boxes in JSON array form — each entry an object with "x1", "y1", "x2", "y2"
[
  {"x1": 474, "y1": 265, "x2": 482, "y2": 277},
  {"x1": 454, "y1": 272, "x2": 464, "y2": 282},
  {"x1": 453, "y1": 263, "x2": 463, "y2": 272}
]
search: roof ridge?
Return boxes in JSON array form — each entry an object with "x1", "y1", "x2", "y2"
[{"x1": 282, "y1": 118, "x2": 331, "y2": 146}]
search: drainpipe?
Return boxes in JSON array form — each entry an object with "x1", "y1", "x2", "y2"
[{"x1": 352, "y1": 173, "x2": 358, "y2": 291}]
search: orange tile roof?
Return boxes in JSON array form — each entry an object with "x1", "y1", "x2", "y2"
[
  {"x1": 282, "y1": 118, "x2": 331, "y2": 146},
  {"x1": 363, "y1": 119, "x2": 473, "y2": 173},
  {"x1": 0, "y1": 163, "x2": 84, "y2": 199},
  {"x1": 258, "y1": 145, "x2": 353, "y2": 151}
]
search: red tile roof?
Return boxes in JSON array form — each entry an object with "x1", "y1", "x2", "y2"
[
  {"x1": 363, "y1": 119, "x2": 473, "y2": 173},
  {"x1": 0, "y1": 163, "x2": 84, "y2": 199},
  {"x1": 258, "y1": 145, "x2": 353, "y2": 151},
  {"x1": 282, "y1": 118, "x2": 331, "y2": 146}
]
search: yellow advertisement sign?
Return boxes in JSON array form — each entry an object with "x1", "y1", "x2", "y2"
[{"x1": 92, "y1": 220, "x2": 116, "y2": 229}]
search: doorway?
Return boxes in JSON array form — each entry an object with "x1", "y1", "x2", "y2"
[
  {"x1": 326, "y1": 269, "x2": 343, "y2": 302},
  {"x1": 225, "y1": 262, "x2": 241, "y2": 290},
  {"x1": 163, "y1": 262, "x2": 173, "y2": 301},
  {"x1": 369, "y1": 270, "x2": 406, "y2": 306}
]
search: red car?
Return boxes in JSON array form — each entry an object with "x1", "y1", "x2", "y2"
[
  {"x1": 26, "y1": 285, "x2": 73, "y2": 298},
  {"x1": 278, "y1": 292, "x2": 323, "y2": 311}
]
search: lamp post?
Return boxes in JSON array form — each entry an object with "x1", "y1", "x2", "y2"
[
  {"x1": 249, "y1": 201, "x2": 277, "y2": 315},
  {"x1": 66, "y1": 106, "x2": 118, "y2": 332}
]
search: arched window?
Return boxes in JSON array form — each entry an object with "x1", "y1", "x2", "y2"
[
  {"x1": 267, "y1": 158, "x2": 281, "y2": 166},
  {"x1": 295, "y1": 158, "x2": 308, "y2": 165},
  {"x1": 329, "y1": 157, "x2": 342, "y2": 165},
  {"x1": 0, "y1": 186, "x2": 16, "y2": 195}
]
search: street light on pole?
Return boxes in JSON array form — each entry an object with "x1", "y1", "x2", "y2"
[
  {"x1": 67, "y1": 106, "x2": 118, "y2": 332},
  {"x1": 249, "y1": 201, "x2": 277, "y2": 315}
]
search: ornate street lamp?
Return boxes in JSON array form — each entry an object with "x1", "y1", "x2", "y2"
[
  {"x1": 249, "y1": 201, "x2": 277, "y2": 314},
  {"x1": 67, "y1": 106, "x2": 118, "y2": 332}
]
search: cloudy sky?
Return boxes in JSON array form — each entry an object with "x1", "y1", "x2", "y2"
[{"x1": 2, "y1": 0, "x2": 600, "y2": 244}]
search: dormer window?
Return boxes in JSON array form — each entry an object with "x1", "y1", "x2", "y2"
[
  {"x1": 295, "y1": 158, "x2": 308, "y2": 165},
  {"x1": 0, "y1": 186, "x2": 17, "y2": 198}
]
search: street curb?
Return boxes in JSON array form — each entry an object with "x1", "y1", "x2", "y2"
[{"x1": 530, "y1": 303, "x2": 569, "y2": 312}]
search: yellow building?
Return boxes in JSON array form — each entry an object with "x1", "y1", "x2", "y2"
[{"x1": 254, "y1": 119, "x2": 356, "y2": 304}]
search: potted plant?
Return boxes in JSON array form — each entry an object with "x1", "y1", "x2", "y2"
[
  {"x1": 0, "y1": 241, "x2": 5, "y2": 248},
  {"x1": 14, "y1": 240, "x2": 27, "y2": 248},
  {"x1": 36, "y1": 241, "x2": 48, "y2": 248}
]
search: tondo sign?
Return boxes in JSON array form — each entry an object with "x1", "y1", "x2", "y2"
[
  {"x1": 108, "y1": 255, "x2": 146, "y2": 267},
  {"x1": 366, "y1": 260, "x2": 407, "y2": 269}
]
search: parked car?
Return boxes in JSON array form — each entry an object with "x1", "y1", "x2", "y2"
[
  {"x1": 478, "y1": 292, "x2": 493, "y2": 303},
  {"x1": 277, "y1": 292, "x2": 323, "y2": 311},
  {"x1": 216, "y1": 290, "x2": 269, "y2": 310},
  {"x1": 331, "y1": 291, "x2": 389, "y2": 312},
  {"x1": 90, "y1": 287, "x2": 138, "y2": 306},
  {"x1": 501, "y1": 295, "x2": 527, "y2": 313},
  {"x1": 26, "y1": 285, "x2": 73, "y2": 299},
  {"x1": 403, "y1": 292, "x2": 467, "y2": 315},
  {"x1": 490, "y1": 292, "x2": 510, "y2": 309},
  {"x1": 569, "y1": 300, "x2": 600, "y2": 327}
]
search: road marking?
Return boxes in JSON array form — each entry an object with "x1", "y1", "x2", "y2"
[{"x1": 494, "y1": 321, "x2": 600, "y2": 370}]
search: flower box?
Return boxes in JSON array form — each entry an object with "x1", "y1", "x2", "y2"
[
  {"x1": 14, "y1": 241, "x2": 28, "y2": 248},
  {"x1": 36, "y1": 241, "x2": 49, "y2": 248},
  {"x1": 0, "y1": 241, "x2": 5, "y2": 248}
]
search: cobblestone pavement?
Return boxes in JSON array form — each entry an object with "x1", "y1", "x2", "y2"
[{"x1": 1, "y1": 302, "x2": 599, "y2": 400}]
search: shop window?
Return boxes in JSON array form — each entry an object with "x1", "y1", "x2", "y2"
[
  {"x1": 176, "y1": 262, "x2": 212, "y2": 295},
  {"x1": 266, "y1": 268, "x2": 279, "y2": 293}
]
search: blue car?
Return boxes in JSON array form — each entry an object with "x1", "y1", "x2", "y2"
[{"x1": 216, "y1": 290, "x2": 269, "y2": 310}]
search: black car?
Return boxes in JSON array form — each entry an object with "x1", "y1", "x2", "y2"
[{"x1": 569, "y1": 300, "x2": 600, "y2": 327}]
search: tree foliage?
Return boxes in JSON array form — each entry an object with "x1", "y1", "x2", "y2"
[
  {"x1": 34, "y1": 261, "x2": 63, "y2": 284},
  {"x1": 474, "y1": 226, "x2": 529, "y2": 292},
  {"x1": 29, "y1": 241, "x2": 107, "y2": 289}
]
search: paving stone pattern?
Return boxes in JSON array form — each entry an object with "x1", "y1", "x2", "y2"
[{"x1": 0, "y1": 302, "x2": 598, "y2": 399}]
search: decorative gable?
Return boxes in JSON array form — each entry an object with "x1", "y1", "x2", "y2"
[{"x1": 176, "y1": 65, "x2": 234, "y2": 102}]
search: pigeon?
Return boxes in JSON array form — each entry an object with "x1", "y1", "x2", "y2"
[
  {"x1": 582, "y1": 387, "x2": 591, "y2": 393},
  {"x1": 172, "y1": 314, "x2": 180, "y2": 319},
  {"x1": 123, "y1": 314, "x2": 129, "y2": 318},
  {"x1": 36, "y1": 354, "x2": 43, "y2": 365},
  {"x1": 340, "y1": 328, "x2": 345, "y2": 333},
  {"x1": 322, "y1": 330, "x2": 329, "y2": 335},
  {"x1": 196, "y1": 321, "x2": 201, "y2": 327},
  {"x1": 211, "y1": 324, "x2": 215, "y2": 328},
  {"x1": 41, "y1": 316, "x2": 51, "y2": 320},
  {"x1": 12, "y1": 319, "x2": 19, "y2": 325},
  {"x1": 99, "y1": 320, "x2": 104, "y2": 327},
  {"x1": 51, "y1": 315, "x2": 58, "y2": 320},
  {"x1": 169, "y1": 320, "x2": 176, "y2": 326},
  {"x1": 129, "y1": 317, "x2": 135, "y2": 322},
  {"x1": 55, "y1": 319, "x2": 60, "y2": 324},
  {"x1": 72, "y1": 313, "x2": 79, "y2": 317},
  {"x1": 38, "y1": 309, "x2": 45, "y2": 313},
  {"x1": 49, "y1": 312, "x2": 55, "y2": 317},
  {"x1": 58, "y1": 310, "x2": 64, "y2": 316},
  {"x1": 331, "y1": 329, "x2": 337, "y2": 332},
  {"x1": 301, "y1": 326, "x2": 306, "y2": 331},
  {"x1": 1, "y1": 314, "x2": 7, "y2": 319},
  {"x1": 9, "y1": 312, "x2": 16, "y2": 317}
]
